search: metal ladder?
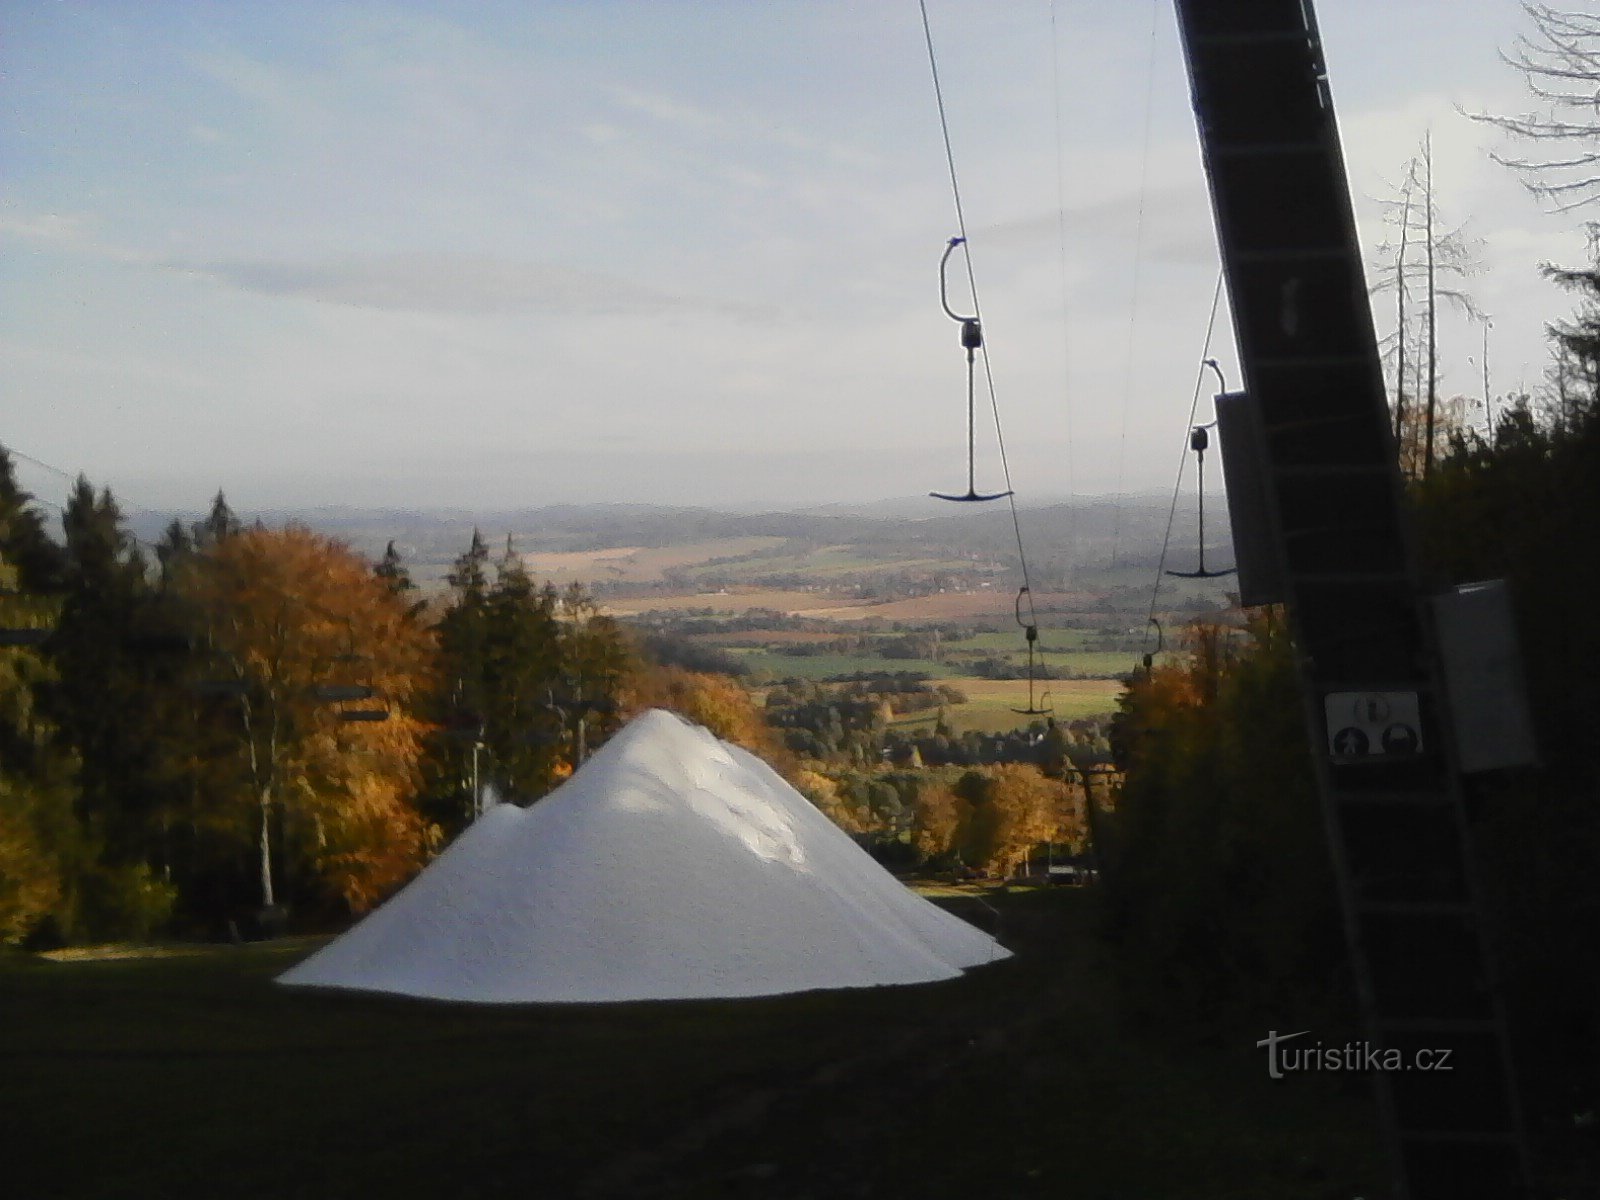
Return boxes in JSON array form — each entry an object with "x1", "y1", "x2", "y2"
[{"x1": 1171, "y1": 2, "x2": 1531, "y2": 1195}]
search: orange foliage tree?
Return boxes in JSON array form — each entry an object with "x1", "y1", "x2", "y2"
[
  {"x1": 625, "y1": 664, "x2": 789, "y2": 767},
  {"x1": 958, "y1": 763, "x2": 1069, "y2": 876},
  {"x1": 910, "y1": 778, "x2": 965, "y2": 861},
  {"x1": 177, "y1": 526, "x2": 438, "y2": 915}
]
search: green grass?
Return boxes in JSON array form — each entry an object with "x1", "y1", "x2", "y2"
[
  {"x1": 733, "y1": 643, "x2": 1129, "y2": 733},
  {"x1": 891, "y1": 678, "x2": 1126, "y2": 734},
  {"x1": 943, "y1": 628, "x2": 1105, "y2": 653},
  {"x1": 734, "y1": 649, "x2": 948, "y2": 680},
  {"x1": 734, "y1": 646, "x2": 1141, "y2": 684},
  {"x1": 2, "y1": 891, "x2": 1383, "y2": 1198}
]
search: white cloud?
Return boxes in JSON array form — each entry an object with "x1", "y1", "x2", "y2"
[
  {"x1": 0, "y1": 210, "x2": 92, "y2": 244},
  {"x1": 164, "y1": 253, "x2": 775, "y2": 319}
]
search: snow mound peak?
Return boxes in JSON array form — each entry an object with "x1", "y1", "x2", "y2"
[{"x1": 277, "y1": 709, "x2": 1008, "y2": 1003}]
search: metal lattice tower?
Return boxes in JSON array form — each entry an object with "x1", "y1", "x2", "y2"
[{"x1": 1171, "y1": 2, "x2": 1531, "y2": 1195}]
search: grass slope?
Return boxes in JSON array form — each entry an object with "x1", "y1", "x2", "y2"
[{"x1": 2, "y1": 890, "x2": 1382, "y2": 1199}]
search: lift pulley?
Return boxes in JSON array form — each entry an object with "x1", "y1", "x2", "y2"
[
  {"x1": 1165, "y1": 362, "x2": 1235, "y2": 580},
  {"x1": 930, "y1": 237, "x2": 1012, "y2": 503},
  {"x1": 1141, "y1": 617, "x2": 1165, "y2": 673},
  {"x1": 1009, "y1": 586, "x2": 1053, "y2": 716}
]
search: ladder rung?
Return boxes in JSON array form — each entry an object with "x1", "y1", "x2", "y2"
[
  {"x1": 1356, "y1": 900, "x2": 1476, "y2": 917},
  {"x1": 1273, "y1": 463, "x2": 1392, "y2": 479},
  {"x1": 1192, "y1": 29, "x2": 1315, "y2": 49},
  {"x1": 1213, "y1": 141, "x2": 1326, "y2": 158},
  {"x1": 1280, "y1": 521, "x2": 1393, "y2": 543},
  {"x1": 1262, "y1": 411, "x2": 1372, "y2": 432},
  {"x1": 1290, "y1": 571, "x2": 1413, "y2": 586},
  {"x1": 1397, "y1": 1129, "x2": 1521, "y2": 1146},
  {"x1": 1332, "y1": 790, "x2": 1453, "y2": 807},
  {"x1": 1378, "y1": 1017, "x2": 1501, "y2": 1035},
  {"x1": 1234, "y1": 246, "x2": 1348, "y2": 264},
  {"x1": 1252, "y1": 353, "x2": 1374, "y2": 370}
]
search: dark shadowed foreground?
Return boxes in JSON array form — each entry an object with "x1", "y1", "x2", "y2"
[{"x1": 3, "y1": 889, "x2": 1380, "y2": 1199}]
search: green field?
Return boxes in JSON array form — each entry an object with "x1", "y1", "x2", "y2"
[
  {"x1": 732, "y1": 649, "x2": 949, "y2": 681},
  {"x1": 730, "y1": 647, "x2": 1128, "y2": 733},
  {"x1": 942, "y1": 628, "x2": 1106, "y2": 652},
  {"x1": 895, "y1": 678, "x2": 1127, "y2": 733},
  {"x1": 684, "y1": 547, "x2": 973, "y2": 583},
  {"x1": 3, "y1": 889, "x2": 1383, "y2": 1198}
]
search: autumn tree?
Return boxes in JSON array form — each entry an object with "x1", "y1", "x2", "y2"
[
  {"x1": 910, "y1": 777, "x2": 965, "y2": 861},
  {"x1": 794, "y1": 767, "x2": 872, "y2": 835},
  {"x1": 953, "y1": 763, "x2": 1065, "y2": 877},
  {"x1": 3, "y1": 468, "x2": 182, "y2": 944},
  {"x1": 629, "y1": 664, "x2": 782, "y2": 763},
  {"x1": 178, "y1": 525, "x2": 437, "y2": 917},
  {"x1": 1106, "y1": 613, "x2": 1342, "y2": 1025}
]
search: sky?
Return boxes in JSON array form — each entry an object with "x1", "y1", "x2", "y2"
[{"x1": 2, "y1": 0, "x2": 1592, "y2": 519}]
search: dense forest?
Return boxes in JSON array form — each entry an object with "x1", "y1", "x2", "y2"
[{"x1": 1104, "y1": 261, "x2": 1600, "y2": 1139}]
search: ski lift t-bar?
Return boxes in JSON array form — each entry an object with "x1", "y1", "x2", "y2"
[{"x1": 931, "y1": 237, "x2": 1012, "y2": 503}]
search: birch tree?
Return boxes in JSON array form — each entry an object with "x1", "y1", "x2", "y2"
[{"x1": 180, "y1": 526, "x2": 436, "y2": 915}]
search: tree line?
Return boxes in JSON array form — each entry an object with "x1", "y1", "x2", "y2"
[{"x1": 0, "y1": 481, "x2": 755, "y2": 946}]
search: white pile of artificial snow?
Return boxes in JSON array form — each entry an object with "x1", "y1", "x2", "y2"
[{"x1": 277, "y1": 709, "x2": 1008, "y2": 1003}]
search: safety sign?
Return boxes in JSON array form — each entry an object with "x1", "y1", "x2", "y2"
[{"x1": 1324, "y1": 691, "x2": 1423, "y2": 760}]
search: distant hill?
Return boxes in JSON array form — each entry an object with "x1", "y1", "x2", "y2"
[{"x1": 126, "y1": 493, "x2": 1236, "y2": 601}]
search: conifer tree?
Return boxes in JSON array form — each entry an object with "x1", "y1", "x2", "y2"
[
  {"x1": 38, "y1": 481, "x2": 181, "y2": 939},
  {"x1": 156, "y1": 518, "x2": 193, "y2": 585},
  {"x1": 483, "y1": 536, "x2": 564, "y2": 795},
  {"x1": 193, "y1": 490, "x2": 240, "y2": 548},
  {"x1": 0, "y1": 551, "x2": 82, "y2": 944},
  {"x1": 50, "y1": 479, "x2": 160, "y2": 867},
  {"x1": 375, "y1": 539, "x2": 414, "y2": 595},
  {"x1": 0, "y1": 450, "x2": 65, "y2": 593}
]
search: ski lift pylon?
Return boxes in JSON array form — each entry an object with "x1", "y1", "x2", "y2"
[{"x1": 930, "y1": 238, "x2": 1012, "y2": 503}]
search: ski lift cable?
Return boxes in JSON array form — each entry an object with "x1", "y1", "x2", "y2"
[
  {"x1": 2, "y1": 438, "x2": 212, "y2": 563},
  {"x1": 1143, "y1": 271, "x2": 1225, "y2": 651},
  {"x1": 1109, "y1": 0, "x2": 1164, "y2": 570},
  {"x1": 3, "y1": 443, "x2": 80, "y2": 488},
  {"x1": 1049, "y1": 0, "x2": 1076, "y2": 579},
  {"x1": 917, "y1": 0, "x2": 1040, "y2": 632},
  {"x1": 0, "y1": 438, "x2": 406, "y2": 679}
]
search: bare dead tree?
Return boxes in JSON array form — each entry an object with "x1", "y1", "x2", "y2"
[
  {"x1": 1370, "y1": 134, "x2": 1484, "y2": 478},
  {"x1": 1471, "y1": 4, "x2": 1600, "y2": 213}
]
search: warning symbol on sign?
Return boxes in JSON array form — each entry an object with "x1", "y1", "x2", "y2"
[
  {"x1": 1381, "y1": 723, "x2": 1419, "y2": 755},
  {"x1": 1359, "y1": 695, "x2": 1392, "y2": 724},
  {"x1": 1332, "y1": 727, "x2": 1369, "y2": 756},
  {"x1": 1324, "y1": 691, "x2": 1424, "y2": 759}
]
